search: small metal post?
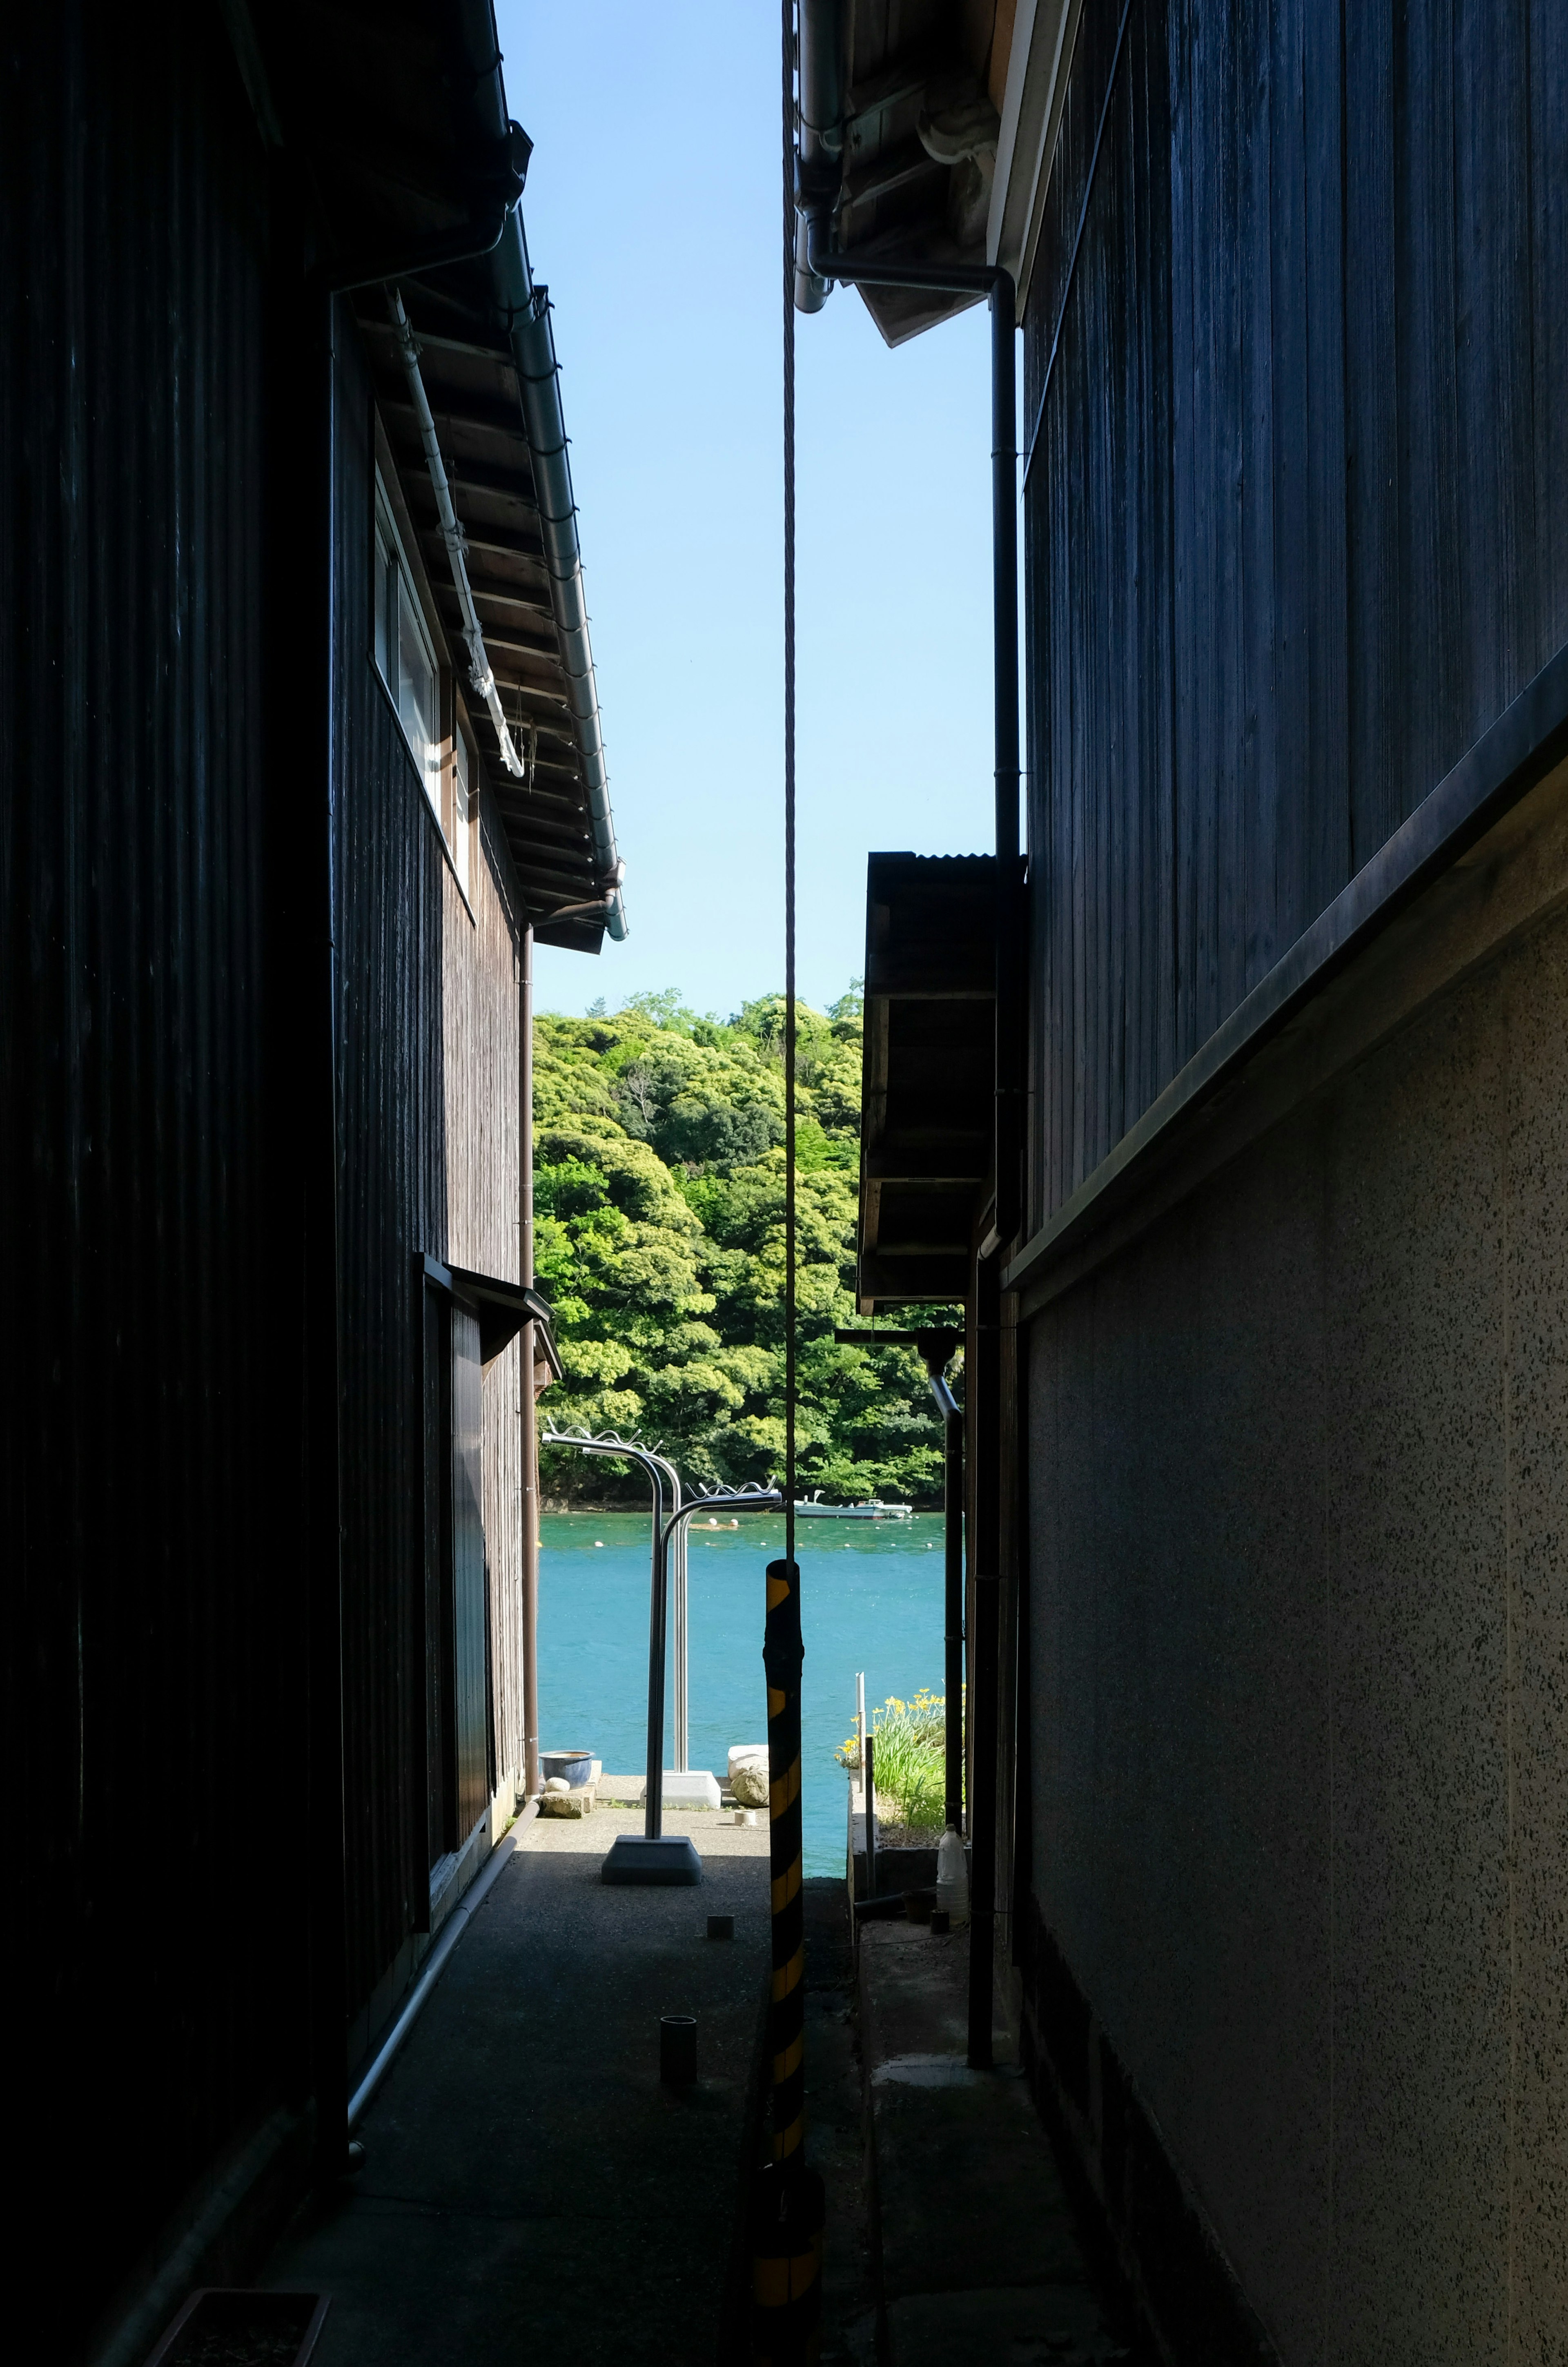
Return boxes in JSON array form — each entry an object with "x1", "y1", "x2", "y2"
[{"x1": 660, "y1": 2014, "x2": 697, "y2": 2088}]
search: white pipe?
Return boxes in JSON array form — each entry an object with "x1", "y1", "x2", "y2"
[
  {"x1": 387, "y1": 286, "x2": 528, "y2": 780},
  {"x1": 646, "y1": 1449, "x2": 687, "y2": 1772},
  {"x1": 672, "y1": 1515, "x2": 688, "y2": 1773},
  {"x1": 347, "y1": 1806, "x2": 535, "y2": 2129}
]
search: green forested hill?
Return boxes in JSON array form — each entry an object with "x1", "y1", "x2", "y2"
[{"x1": 533, "y1": 988, "x2": 947, "y2": 1505}]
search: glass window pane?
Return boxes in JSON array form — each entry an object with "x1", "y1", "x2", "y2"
[
  {"x1": 397, "y1": 577, "x2": 441, "y2": 820},
  {"x1": 453, "y1": 733, "x2": 471, "y2": 894},
  {"x1": 374, "y1": 525, "x2": 394, "y2": 686}
]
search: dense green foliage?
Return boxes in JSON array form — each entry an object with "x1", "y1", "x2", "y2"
[{"x1": 534, "y1": 988, "x2": 948, "y2": 1505}]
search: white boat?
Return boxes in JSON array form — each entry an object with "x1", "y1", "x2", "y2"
[{"x1": 793, "y1": 1493, "x2": 913, "y2": 1521}]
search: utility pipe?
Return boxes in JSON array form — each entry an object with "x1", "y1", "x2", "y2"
[
  {"x1": 793, "y1": 0, "x2": 846, "y2": 312},
  {"x1": 519, "y1": 923, "x2": 541, "y2": 1801},
  {"x1": 835, "y1": 1325, "x2": 966, "y2": 1830},
  {"x1": 800, "y1": 107, "x2": 1022, "y2": 2064},
  {"x1": 966, "y1": 1255, "x2": 1004, "y2": 2068},
  {"x1": 387, "y1": 286, "x2": 526, "y2": 779},
  {"x1": 644, "y1": 1449, "x2": 690, "y2": 1772},
  {"x1": 942, "y1": 1391, "x2": 966, "y2": 1832},
  {"x1": 799, "y1": 212, "x2": 1022, "y2": 1239},
  {"x1": 347, "y1": 1803, "x2": 537, "y2": 2129}
]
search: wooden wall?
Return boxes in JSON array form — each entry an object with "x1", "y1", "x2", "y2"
[
  {"x1": 333, "y1": 321, "x2": 525, "y2": 2027},
  {"x1": 0, "y1": 2, "x2": 302, "y2": 2342},
  {"x1": 1022, "y1": 0, "x2": 1568, "y2": 1225}
]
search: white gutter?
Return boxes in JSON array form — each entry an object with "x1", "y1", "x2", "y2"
[{"x1": 387, "y1": 285, "x2": 528, "y2": 780}]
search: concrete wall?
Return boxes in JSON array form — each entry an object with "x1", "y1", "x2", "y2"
[{"x1": 1025, "y1": 783, "x2": 1568, "y2": 2364}]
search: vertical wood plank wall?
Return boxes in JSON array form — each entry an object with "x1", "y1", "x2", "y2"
[
  {"x1": 1022, "y1": 0, "x2": 1568, "y2": 1229},
  {"x1": 0, "y1": 2, "x2": 296, "y2": 2339},
  {"x1": 333, "y1": 323, "x2": 525, "y2": 2027}
]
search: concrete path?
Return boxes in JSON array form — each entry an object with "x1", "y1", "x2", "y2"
[
  {"x1": 265, "y1": 1810, "x2": 771, "y2": 2366},
  {"x1": 800, "y1": 1880, "x2": 878, "y2": 2365},
  {"x1": 858, "y1": 1921, "x2": 1148, "y2": 2366}
]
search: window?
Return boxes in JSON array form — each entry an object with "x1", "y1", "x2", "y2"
[
  {"x1": 452, "y1": 726, "x2": 472, "y2": 900},
  {"x1": 421, "y1": 1272, "x2": 492, "y2": 1874},
  {"x1": 374, "y1": 475, "x2": 441, "y2": 824}
]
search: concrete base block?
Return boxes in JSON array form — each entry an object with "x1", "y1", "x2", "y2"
[
  {"x1": 595, "y1": 1771, "x2": 722, "y2": 1811},
  {"x1": 601, "y1": 1834, "x2": 704, "y2": 1886}
]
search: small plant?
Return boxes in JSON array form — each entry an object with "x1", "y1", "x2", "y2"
[{"x1": 836, "y1": 1689, "x2": 953, "y2": 1834}]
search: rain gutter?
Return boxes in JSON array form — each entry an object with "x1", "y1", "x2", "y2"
[
  {"x1": 489, "y1": 222, "x2": 627, "y2": 940},
  {"x1": 449, "y1": 0, "x2": 628, "y2": 940}
]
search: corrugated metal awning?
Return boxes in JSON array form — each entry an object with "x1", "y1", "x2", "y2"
[{"x1": 858, "y1": 853, "x2": 996, "y2": 1310}]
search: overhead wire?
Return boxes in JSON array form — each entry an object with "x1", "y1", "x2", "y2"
[
  {"x1": 744, "y1": 16, "x2": 824, "y2": 2360},
  {"x1": 783, "y1": 0, "x2": 797, "y2": 1575}
]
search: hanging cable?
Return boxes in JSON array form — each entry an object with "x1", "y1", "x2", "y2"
[
  {"x1": 748, "y1": 10, "x2": 823, "y2": 2361},
  {"x1": 783, "y1": 15, "x2": 797, "y2": 1576}
]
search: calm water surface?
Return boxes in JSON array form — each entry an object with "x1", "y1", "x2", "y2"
[{"x1": 537, "y1": 1511, "x2": 946, "y2": 1876}]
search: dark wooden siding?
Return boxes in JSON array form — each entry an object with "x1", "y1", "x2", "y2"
[
  {"x1": 0, "y1": 0, "x2": 302, "y2": 2340},
  {"x1": 332, "y1": 320, "x2": 525, "y2": 2028},
  {"x1": 1023, "y1": 0, "x2": 1568, "y2": 1224}
]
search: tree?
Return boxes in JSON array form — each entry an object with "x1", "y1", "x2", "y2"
[{"x1": 533, "y1": 991, "x2": 952, "y2": 1505}]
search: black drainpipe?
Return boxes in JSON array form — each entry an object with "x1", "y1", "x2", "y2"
[
  {"x1": 801, "y1": 160, "x2": 1022, "y2": 2073},
  {"x1": 837, "y1": 1326, "x2": 966, "y2": 1839},
  {"x1": 942, "y1": 1378, "x2": 966, "y2": 1833}
]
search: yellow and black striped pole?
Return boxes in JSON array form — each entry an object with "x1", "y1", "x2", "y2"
[{"x1": 750, "y1": 1553, "x2": 823, "y2": 2364}]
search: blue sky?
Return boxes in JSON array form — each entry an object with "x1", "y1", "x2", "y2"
[{"x1": 499, "y1": 1, "x2": 997, "y2": 1021}]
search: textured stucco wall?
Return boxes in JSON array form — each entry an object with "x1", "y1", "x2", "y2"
[{"x1": 1028, "y1": 887, "x2": 1568, "y2": 2365}]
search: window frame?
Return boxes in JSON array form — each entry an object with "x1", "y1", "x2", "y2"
[
  {"x1": 373, "y1": 470, "x2": 443, "y2": 820},
  {"x1": 370, "y1": 457, "x2": 481, "y2": 920}
]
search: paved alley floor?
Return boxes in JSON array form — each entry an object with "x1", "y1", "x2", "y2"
[
  {"x1": 265, "y1": 1810, "x2": 771, "y2": 2366},
  {"x1": 858, "y1": 1922, "x2": 1147, "y2": 2367}
]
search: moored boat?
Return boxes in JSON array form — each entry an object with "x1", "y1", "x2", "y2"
[{"x1": 793, "y1": 1492, "x2": 913, "y2": 1520}]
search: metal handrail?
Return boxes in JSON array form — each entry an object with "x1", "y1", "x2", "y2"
[{"x1": 542, "y1": 1428, "x2": 780, "y2": 1833}]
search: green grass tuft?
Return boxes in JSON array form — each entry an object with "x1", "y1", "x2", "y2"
[{"x1": 836, "y1": 1689, "x2": 954, "y2": 1833}]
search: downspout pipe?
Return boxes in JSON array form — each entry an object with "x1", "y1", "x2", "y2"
[
  {"x1": 519, "y1": 924, "x2": 541, "y2": 1803},
  {"x1": 802, "y1": 165, "x2": 1022, "y2": 2066},
  {"x1": 793, "y1": 0, "x2": 846, "y2": 311},
  {"x1": 835, "y1": 1326, "x2": 967, "y2": 1836},
  {"x1": 388, "y1": 287, "x2": 527, "y2": 778},
  {"x1": 801, "y1": 209, "x2": 1023, "y2": 1243},
  {"x1": 448, "y1": 0, "x2": 627, "y2": 940}
]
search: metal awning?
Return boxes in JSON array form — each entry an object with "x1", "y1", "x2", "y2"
[
  {"x1": 424, "y1": 1255, "x2": 554, "y2": 1371},
  {"x1": 857, "y1": 854, "x2": 996, "y2": 1310}
]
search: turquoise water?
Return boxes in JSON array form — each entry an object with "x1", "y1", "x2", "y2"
[{"x1": 537, "y1": 1511, "x2": 947, "y2": 1876}]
